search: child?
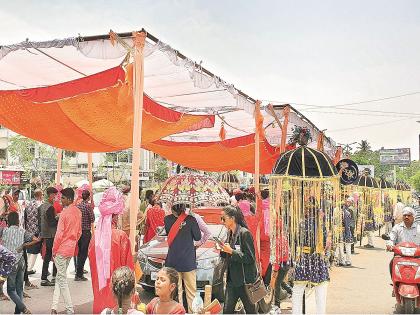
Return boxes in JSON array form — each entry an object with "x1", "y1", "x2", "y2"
[
  {"x1": 101, "y1": 266, "x2": 143, "y2": 314},
  {"x1": 146, "y1": 267, "x2": 186, "y2": 314}
]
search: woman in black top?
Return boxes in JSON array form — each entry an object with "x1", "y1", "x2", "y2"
[
  {"x1": 220, "y1": 206, "x2": 258, "y2": 314},
  {"x1": 164, "y1": 204, "x2": 201, "y2": 313}
]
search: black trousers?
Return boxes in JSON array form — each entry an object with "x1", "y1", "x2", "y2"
[
  {"x1": 223, "y1": 284, "x2": 257, "y2": 314},
  {"x1": 275, "y1": 265, "x2": 291, "y2": 305},
  {"x1": 23, "y1": 249, "x2": 28, "y2": 283},
  {"x1": 350, "y1": 226, "x2": 355, "y2": 252},
  {"x1": 264, "y1": 263, "x2": 292, "y2": 306},
  {"x1": 41, "y1": 238, "x2": 57, "y2": 281},
  {"x1": 76, "y1": 230, "x2": 91, "y2": 278}
]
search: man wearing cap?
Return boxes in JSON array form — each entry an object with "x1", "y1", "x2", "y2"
[{"x1": 387, "y1": 207, "x2": 420, "y2": 278}]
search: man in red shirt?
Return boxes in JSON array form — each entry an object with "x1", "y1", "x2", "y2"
[{"x1": 51, "y1": 188, "x2": 82, "y2": 314}]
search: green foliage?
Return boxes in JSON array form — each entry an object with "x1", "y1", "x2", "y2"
[
  {"x1": 356, "y1": 140, "x2": 372, "y2": 152},
  {"x1": 154, "y1": 158, "x2": 168, "y2": 182},
  {"x1": 397, "y1": 161, "x2": 420, "y2": 184},
  {"x1": 8, "y1": 136, "x2": 58, "y2": 188},
  {"x1": 411, "y1": 171, "x2": 420, "y2": 192},
  {"x1": 350, "y1": 140, "x2": 419, "y2": 191},
  {"x1": 350, "y1": 149, "x2": 392, "y2": 179}
]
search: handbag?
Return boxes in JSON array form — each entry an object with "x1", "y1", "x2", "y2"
[{"x1": 239, "y1": 234, "x2": 268, "y2": 304}]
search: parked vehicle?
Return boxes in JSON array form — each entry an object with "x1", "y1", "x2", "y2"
[
  {"x1": 386, "y1": 237, "x2": 420, "y2": 314},
  {"x1": 137, "y1": 207, "x2": 227, "y2": 293},
  {"x1": 137, "y1": 206, "x2": 274, "y2": 313}
]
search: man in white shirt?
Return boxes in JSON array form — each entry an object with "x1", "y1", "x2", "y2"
[
  {"x1": 387, "y1": 207, "x2": 420, "y2": 278},
  {"x1": 393, "y1": 197, "x2": 406, "y2": 225}
]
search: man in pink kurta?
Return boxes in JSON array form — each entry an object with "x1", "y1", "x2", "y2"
[{"x1": 51, "y1": 188, "x2": 82, "y2": 314}]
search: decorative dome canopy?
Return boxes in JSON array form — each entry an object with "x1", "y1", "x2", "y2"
[
  {"x1": 157, "y1": 173, "x2": 230, "y2": 208},
  {"x1": 355, "y1": 174, "x2": 379, "y2": 188},
  {"x1": 272, "y1": 146, "x2": 337, "y2": 177},
  {"x1": 395, "y1": 181, "x2": 411, "y2": 191},
  {"x1": 378, "y1": 178, "x2": 393, "y2": 189}
]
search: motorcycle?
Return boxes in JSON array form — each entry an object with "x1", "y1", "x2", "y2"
[{"x1": 383, "y1": 235, "x2": 420, "y2": 314}]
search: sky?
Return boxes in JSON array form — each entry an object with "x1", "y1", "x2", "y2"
[{"x1": 1, "y1": 0, "x2": 419, "y2": 160}]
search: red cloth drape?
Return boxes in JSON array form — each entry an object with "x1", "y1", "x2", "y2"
[
  {"x1": 143, "y1": 205, "x2": 165, "y2": 244},
  {"x1": 243, "y1": 197, "x2": 270, "y2": 277},
  {"x1": 88, "y1": 229, "x2": 134, "y2": 314}
]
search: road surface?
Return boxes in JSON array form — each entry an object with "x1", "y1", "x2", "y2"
[{"x1": 1, "y1": 234, "x2": 397, "y2": 314}]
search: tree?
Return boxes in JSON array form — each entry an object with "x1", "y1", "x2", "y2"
[
  {"x1": 350, "y1": 142, "x2": 419, "y2": 186},
  {"x1": 100, "y1": 150, "x2": 133, "y2": 185},
  {"x1": 411, "y1": 171, "x2": 420, "y2": 192},
  {"x1": 154, "y1": 158, "x2": 169, "y2": 182},
  {"x1": 8, "y1": 136, "x2": 58, "y2": 188},
  {"x1": 357, "y1": 140, "x2": 371, "y2": 153},
  {"x1": 351, "y1": 142, "x2": 391, "y2": 178}
]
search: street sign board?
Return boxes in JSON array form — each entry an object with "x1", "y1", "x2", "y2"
[
  {"x1": 0, "y1": 170, "x2": 21, "y2": 185},
  {"x1": 379, "y1": 148, "x2": 411, "y2": 166}
]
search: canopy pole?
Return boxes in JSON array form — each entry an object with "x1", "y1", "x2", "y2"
[
  {"x1": 317, "y1": 131, "x2": 325, "y2": 151},
  {"x1": 56, "y1": 149, "x2": 62, "y2": 186},
  {"x1": 280, "y1": 106, "x2": 291, "y2": 153},
  {"x1": 88, "y1": 153, "x2": 93, "y2": 189},
  {"x1": 129, "y1": 31, "x2": 147, "y2": 254},
  {"x1": 254, "y1": 100, "x2": 262, "y2": 259}
]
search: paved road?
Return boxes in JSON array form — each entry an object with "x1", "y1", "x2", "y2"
[
  {"x1": 303, "y1": 234, "x2": 396, "y2": 314},
  {"x1": 1, "y1": 257, "x2": 155, "y2": 314},
  {"x1": 0, "y1": 234, "x2": 397, "y2": 314}
]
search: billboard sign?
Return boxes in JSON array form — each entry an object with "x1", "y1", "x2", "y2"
[
  {"x1": 379, "y1": 148, "x2": 411, "y2": 166},
  {"x1": 0, "y1": 170, "x2": 21, "y2": 185}
]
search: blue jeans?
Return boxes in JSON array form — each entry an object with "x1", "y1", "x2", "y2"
[{"x1": 7, "y1": 257, "x2": 26, "y2": 314}]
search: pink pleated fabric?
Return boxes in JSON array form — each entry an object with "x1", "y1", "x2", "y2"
[{"x1": 95, "y1": 187, "x2": 124, "y2": 290}]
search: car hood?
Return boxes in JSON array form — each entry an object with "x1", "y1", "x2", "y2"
[{"x1": 139, "y1": 236, "x2": 220, "y2": 261}]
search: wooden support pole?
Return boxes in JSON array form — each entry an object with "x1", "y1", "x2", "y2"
[
  {"x1": 88, "y1": 153, "x2": 93, "y2": 189},
  {"x1": 129, "y1": 31, "x2": 147, "y2": 254},
  {"x1": 280, "y1": 106, "x2": 291, "y2": 153},
  {"x1": 56, "y1": 149, "x2": 62, "y2": 185},
  {"x1": 254, "y1": 100, "x2": 262, "y2": 258}
]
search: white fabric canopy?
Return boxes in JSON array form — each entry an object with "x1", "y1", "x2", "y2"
[{"x1": 0, "y1": 30, "x2": 337, "y2": 157}]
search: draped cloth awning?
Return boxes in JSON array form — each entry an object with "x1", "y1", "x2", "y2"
[
  {"x1": 144, "y1": 134, "x2": 280, "y2": 174},
  {"x1": 0, "y1": 64, "x2": 214, "y2": 152},
  {"x1": 0, "y1": 29, "x2": 339, "y2": 171}
]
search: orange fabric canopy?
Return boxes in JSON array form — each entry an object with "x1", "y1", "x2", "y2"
[
  {"x1": 0, "y1": 65, "x2": 214, "y2": 152},
  {"x1": 144, "y1": 134, "x2": 280, "y2": 174}
]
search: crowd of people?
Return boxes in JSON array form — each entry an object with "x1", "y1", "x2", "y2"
[{"x1": 0, "y1": 181, "x2": 419, "y2": 314}]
